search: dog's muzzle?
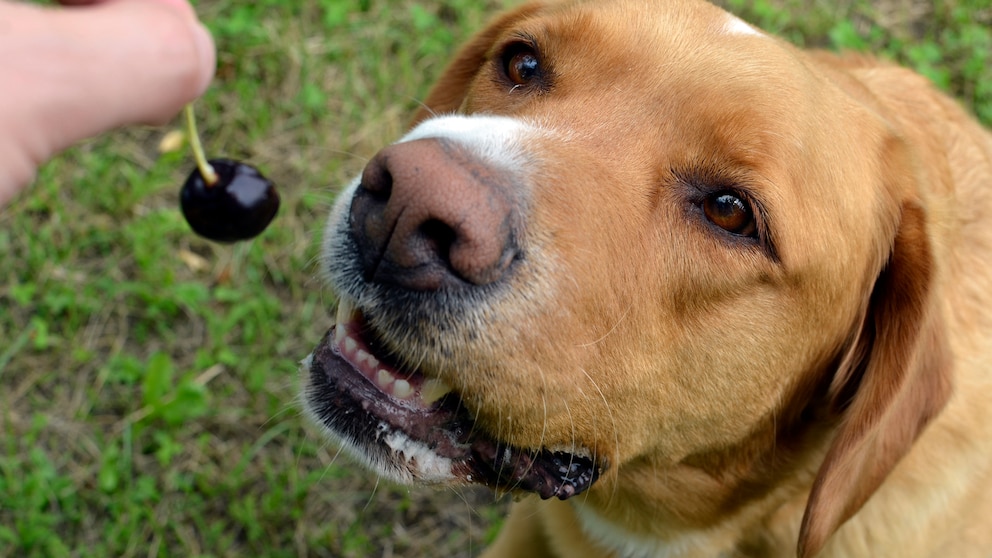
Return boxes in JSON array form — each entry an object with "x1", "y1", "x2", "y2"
[{"x1": 304, "y1": 120, "x2": 603, "y2": 500}]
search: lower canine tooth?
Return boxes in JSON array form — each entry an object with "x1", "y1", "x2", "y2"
[
  {"x1": 335, "y1": 298, "x2": 355, "y2": 325},
  {"x1": 420, "y1": 378, "x2": 453, "y2": 405}
]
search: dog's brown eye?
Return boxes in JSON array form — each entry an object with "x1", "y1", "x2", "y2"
[
  {"x1": 505, "y1": 49, "x2": 540, "y2": 86},
  {"x1": 703, "y1": 192, "x2": 757, "y2": 237}
]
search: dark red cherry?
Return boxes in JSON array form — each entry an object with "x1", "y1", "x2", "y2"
[{"x1": 180, "y1": 158, "x2": 279, "y2": 243}]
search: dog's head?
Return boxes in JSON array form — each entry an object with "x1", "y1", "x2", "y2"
[{"x1": 304, "y1": 0, "x2": 951, "y2": 555}]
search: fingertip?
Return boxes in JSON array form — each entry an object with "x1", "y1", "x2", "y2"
[
  {"x1": 190, "y1": 21, "x2": 217, "y2": 98},
  {"x1": 13, "y1": 0, "x2": 220, "y2": 150}
]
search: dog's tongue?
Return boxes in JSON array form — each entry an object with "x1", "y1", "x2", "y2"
[{"x1": 308, "y1": 327, "x2": 602, "y2": 500}]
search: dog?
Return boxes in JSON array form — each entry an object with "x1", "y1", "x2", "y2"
[{"x1": 302, "y1": 0, "x2": 992, "y2": 556}]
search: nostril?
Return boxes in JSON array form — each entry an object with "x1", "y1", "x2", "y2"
[
  {"x1": 349, "y1": 138, "x2": 521, "y2": 291},
  {"x1": 419, "y1": 218, "x2": 457, "y2": 267},
  {"x1": 359, "y1": 155, "x2": 393, "y2": 202}
]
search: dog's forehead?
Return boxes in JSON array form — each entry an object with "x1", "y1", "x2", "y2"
[
  {"x1": 497, "y1": 0, "x2": 805, "y2": 129},
  {"x1": 498, "y1": 6, "x2": 808, "y2": 182},
  {"x1": 509, "y1": 0, "x2": 768, "y2": 51}
]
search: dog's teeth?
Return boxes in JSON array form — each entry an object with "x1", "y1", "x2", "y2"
[
  {"x1": 343, "y1": 336, "x2": 358, "y2": 356},
  {"x1": 333, "y1": 299, "x2": 356, "y2": 343},
  {"x1": 334, "y1": 297, "x2": 355, "y2": 325},
  {"x1": 377, "y1": 369, "x2": 394, "y2": 389},
  {"x1": 420, "y1": 378, "x2": 453, "y2": 405},
  {"x1": 356, "y1": 349, "x2": 371, "y2": 367},
  {"x1": 393, "y1": 379, "x2": 413, "y2": 399}
]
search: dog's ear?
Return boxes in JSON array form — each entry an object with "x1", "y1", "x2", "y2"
[
  {"x1": 797, "y1": 143, "x2": 953, "y2": 557},
  {"x1": 410, "y1": 3, "x2": 544, "y2": 126}
]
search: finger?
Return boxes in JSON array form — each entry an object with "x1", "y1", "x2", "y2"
[
  {"x1": 9, "y1": 0, "x2": 215, "y2": 155},
  {"x1": 56, "y1": 0, "x2": 197, "y2": 20}
]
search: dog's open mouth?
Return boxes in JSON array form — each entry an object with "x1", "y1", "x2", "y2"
[{"x1": 304, "y1": 298, "x2": 601, "y2": 500}]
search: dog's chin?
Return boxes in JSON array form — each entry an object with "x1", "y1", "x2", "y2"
[{"x1": 303, "y1": 297, "x2": 602, "y2": 501}]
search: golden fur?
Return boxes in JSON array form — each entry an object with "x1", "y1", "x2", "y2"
[{"x1": 316, "y1": 0, "x2": 992, "y2": 556}]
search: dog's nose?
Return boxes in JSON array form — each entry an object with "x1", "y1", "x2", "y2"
[{"x1": 349, "y1": 138, "x2": 520, "y2": 291}]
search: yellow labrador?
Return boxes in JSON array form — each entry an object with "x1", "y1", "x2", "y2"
[{"x1": 303, "y1": 0, "x2": 992, "y2": 555}]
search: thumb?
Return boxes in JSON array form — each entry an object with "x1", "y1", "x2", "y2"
[{"x1": 4, "y1": 0, "x2": 215, "y2": 157}]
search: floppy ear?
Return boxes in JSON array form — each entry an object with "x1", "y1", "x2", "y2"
[
  {"x1": 797, "y1": 190, "x2": 953, "y2": 556},
  {"x1": 409, "y1": 2, "x2": 544, "y2": 126}
]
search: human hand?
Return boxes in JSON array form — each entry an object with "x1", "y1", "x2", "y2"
[{"x1": 0, "y1": 0, "x2": 216, "y2": 206}]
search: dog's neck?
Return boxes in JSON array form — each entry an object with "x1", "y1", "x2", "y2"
[
  {"x1": 567, "y1": 389, "x2": 839, "y2": 557},
  {"x1": 569, "y1": 455, "x2": 822, "y2": 557},
  {"x1": 573, "y1": 501, "x2": 729, "y2": 558}
]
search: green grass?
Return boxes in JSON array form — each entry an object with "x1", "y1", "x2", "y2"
[
  {"x1": 721, "y1": 0, "x2": 992, "y2": 124},
  {"x1": 0, "y1": 0, "x2": 989, "y2": 557}
]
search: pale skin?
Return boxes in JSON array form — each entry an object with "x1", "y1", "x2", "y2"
[{"x1": 0, "y1": 0, "x2": 216, "y2": 206}]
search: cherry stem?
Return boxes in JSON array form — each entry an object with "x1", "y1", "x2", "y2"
[{"x1": 184, "y1": 104, "x2": 218, "y2": 186}]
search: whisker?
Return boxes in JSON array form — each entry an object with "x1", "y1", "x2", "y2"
[
  {"x1": 578, "y1": 365, "x2": 620, "y2": 506},
  {"x1": 404, "y1": 95, "x2": 440, "y2": 119},
  {"x1": 314, "y1": 437, "x2": 347, "y2": 486},
  {"x1": 322, "y1": 148, "x2": 373, "y2": 164},
  {"x1": 445, "y1": 485, "x2": 482, "y2": 557},
  {"x1": 560, "y1": 395, "x2": 578, "y2": 498},
  {"x1": 363, "y1": 474, "x2": 382, "y2": 511},
  {"x1": 578, "y1": 302, "x2": 632, "y2": 347}
]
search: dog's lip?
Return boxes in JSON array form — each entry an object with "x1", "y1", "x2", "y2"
[
  {"x1": 331, "y1": 298, "x2": 455, "y2": 408},
  {"x1": 308, "y1": 325, "x2": 473, "y2": 462},
  {"x1": 306, "y1": 297, "x2": 604, "y2": 500}
]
